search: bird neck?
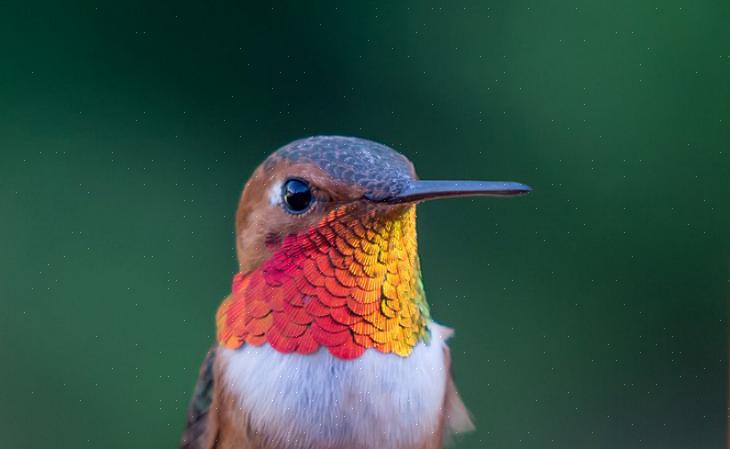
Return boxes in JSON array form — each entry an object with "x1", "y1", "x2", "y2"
[{"x1": 216, "y1": 205, "x2": 431, "y2": 359}]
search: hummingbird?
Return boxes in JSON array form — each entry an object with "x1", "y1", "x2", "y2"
[{"x1": 181, "y1": 136, "x2": 530, "y2": 449}]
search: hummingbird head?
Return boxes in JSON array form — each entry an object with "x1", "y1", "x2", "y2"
[
  {"x1": 234, "y1": 136, "x2": 530, "y2": 272},
  {"x1": 219, "y1": 136, "x2": 530, "y2": 359}
]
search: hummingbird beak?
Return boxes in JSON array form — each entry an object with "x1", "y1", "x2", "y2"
[{"x1": 374, "y1": 180, "x2": 532, "y2": 204}]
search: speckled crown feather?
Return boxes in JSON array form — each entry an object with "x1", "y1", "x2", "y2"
[{"x1": 267, "y1": 136, "x2": 417, "y2": 200}]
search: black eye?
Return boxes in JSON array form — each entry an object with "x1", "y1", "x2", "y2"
[{"x1": 282, "y1": 178, "x2": 313, "y2": 214}]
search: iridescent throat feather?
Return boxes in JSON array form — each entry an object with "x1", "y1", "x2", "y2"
[{"x1": 216, "y1": 204, "x2": 431, "y2": 359}]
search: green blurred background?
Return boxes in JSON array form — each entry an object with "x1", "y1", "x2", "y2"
[{"x1": 2, "y1": 1, "x2": 729, "y2": 448}]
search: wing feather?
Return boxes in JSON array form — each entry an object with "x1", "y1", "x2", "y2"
[
  {"x1": 180, "y1": 347, "x2": 217, "y2": 449},
  {"x1": 438, "y1": 324, "x2": 475, "y2": 445}
]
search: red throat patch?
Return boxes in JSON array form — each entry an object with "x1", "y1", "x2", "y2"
[{"x1": 216, "y1": 205, "x2": 431, "y2": 359}]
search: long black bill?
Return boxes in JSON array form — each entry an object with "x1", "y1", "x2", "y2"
[{"x1": 377, "y1": 180, "x2": 531, "y2": 204}]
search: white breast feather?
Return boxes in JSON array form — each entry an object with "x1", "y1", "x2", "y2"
[{"x1": 219, "y1": 322, "x2": 449, "y2": 449}]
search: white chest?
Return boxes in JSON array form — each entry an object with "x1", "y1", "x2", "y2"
[{"x1": 218, "y1": 322, "x2": 449, "y2": 449}]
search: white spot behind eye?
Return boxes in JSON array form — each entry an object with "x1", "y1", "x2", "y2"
[{"x1": 268, "y1": 182, "x2": 282, "y2": 207}]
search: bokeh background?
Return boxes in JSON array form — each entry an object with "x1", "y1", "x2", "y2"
[{"x1": 2, "y1": 1, "x2": 729, "y2": 448}]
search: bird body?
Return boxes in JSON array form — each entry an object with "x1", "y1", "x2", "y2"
[
  {"x1": 209, "y1": 322, "x2": 467, "y2": 449},
  {"x1": 181, "y1": 136, "x2": 530, "y2": 449}
]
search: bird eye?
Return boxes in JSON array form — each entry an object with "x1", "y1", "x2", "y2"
[{"x1": 281, "y1": 178, "x2": 313, "y2": 214}]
